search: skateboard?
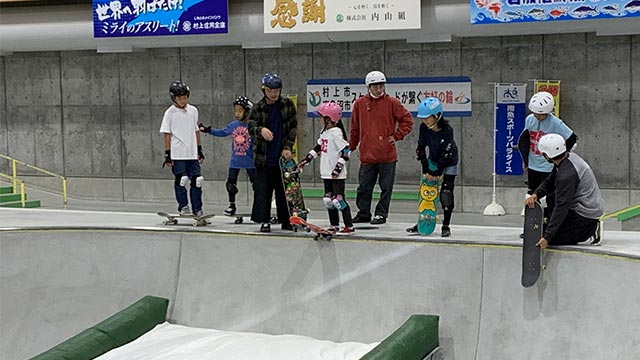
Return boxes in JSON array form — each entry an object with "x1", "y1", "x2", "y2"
[
  {"x1": 157, "y1": 212, "x2": 215, "y2": 227},
  {"x1": 522, "y1": 201, "x2": 544, "y2": 287},
  {"x1": 225, "y1": 213, "x2": 277, "y2": 225},
  {"x1": 280, "y1": 156, "x2": 308, "y2": 220},
  {"x1": 289, "y1": 215, "x2": 333, "y2": 241},
  {"x1": 417, "y1": 160, "x2": 440, "y2": 235}
]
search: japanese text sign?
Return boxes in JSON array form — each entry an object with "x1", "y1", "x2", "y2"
[
  {"x1": 534, "y1": 80, "x2": 560, "y2": 118},
  {"x1": 307, "y1": 77, "x2": 472, "y2": 118},
  {"x1": 93, "y1": 0, "x2": 229, "y2": 38},
  {"x1": 471, "y1": 0, "x2": 640, "y2": 25},
  {"x1": 495, "y1": 84, "x2": 526, "y2": 175},
  {"x1": 265, "y1": 0, "x2": 421, "y2": 33}
]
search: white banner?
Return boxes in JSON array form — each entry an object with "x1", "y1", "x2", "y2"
[
  {"x1": 264, "y1": 0, "x2": 421, "y2": 34},
  {"x1": 307, "y1": 77, "x2": 472, "y2": 117}
]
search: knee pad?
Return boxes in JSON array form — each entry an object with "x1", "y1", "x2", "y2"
[
  {"x1": 440, "y1": 181, "x2": 454, "y2": 210},
  {"x1": 175, "y1": 174, "x2": 188, "y2": 187},
  {"x1": 332, "y1": 194, "x2": 346, "y2": 211},
  {"x1": 191, "y1": 175, "x2": 204, "y2": 188},
  {"x1": 322, "y1": 193, "x2": 334, "y2": 209},
  {"x1": 226, "y1": 181, "x2": 238, "y2": 195}
]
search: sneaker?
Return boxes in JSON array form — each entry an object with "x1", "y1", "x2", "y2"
[
  {"x1": 224, "y1": 204, "x2": 236, "y2": 216},
  {"x1": 406, "y1": 224, "x2": 418, "y2": 233},
  {"x1": 193, "y1": 210, "x2": 204, "y2": 217},
  {"x1": 338, "y1": 226, "x2": 355, "y2": 234},
  {"x1": 281, "y1": 223, "x2": 294, "y2": 231},
  {"x1": 352, "y1": 214, "x2": 371, "y2": 223},
  {"x1": 441, "y1": 226, "x2": 451, "y2": 237},
  {"x1": 589, "y1": 222, "x2": 602, "y2": 245},
  {"x1": 178, "y1": 207, "x2": 189, "y2": 216},
  {"x1": 260, "y1": 223, "x2": 271, "y2": 233},
  {"x1": 327, "y1": 226, "x2": 340, "y2": 233},
  {"x1": 370, "y1": 215, "x2": 386, "y2": 224}
]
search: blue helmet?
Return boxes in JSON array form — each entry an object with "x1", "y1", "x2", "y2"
[
  {"x1": 417, "y1": 97, "x2": 442, "y2": 119},
  {"x1": 261, "y1": 73, "x2": 282, "y2": 90}
]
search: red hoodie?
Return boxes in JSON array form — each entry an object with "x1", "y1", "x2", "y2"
[{"x1": 349, "y1": 93, "x2": 414, "y2": 164}]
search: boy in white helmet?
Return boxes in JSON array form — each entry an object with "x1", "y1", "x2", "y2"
[
  {"x1": 519, "y1": 91, "x2": 577, "y2": 225},
  {"x1": 349, "y1": 70, "x2": 413, "y2": 225},
  {"x1": 524, "y1": 134, "x2": 604, "y2": 248}
]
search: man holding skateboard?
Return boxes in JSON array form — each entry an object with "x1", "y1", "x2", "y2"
[
  {"x1": 248, "y1": 73, "x2": 298, "y2": 233},
  {"x1": 524, "y1": 134, "x2": 604, "y2": 248}
]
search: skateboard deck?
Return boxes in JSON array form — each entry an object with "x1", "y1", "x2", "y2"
[
  {"x1": 280, "y1": 156, "x2": 308, "y2": 220},
  {"x1": 418, "y1": 160, "x2": 440, "y2": 236},
  {"x1": 157, "y1": 212, "x2": 215, "y2": 227},
  {"x1": 522, "y1": 201, "x2": 544, "y2": 287},
  {"x1": 224, "y1": 213, "x2": 277, "y2": 225},
  {"x1": 289, "y1": 215, "x2": 333, "y2": 241}
]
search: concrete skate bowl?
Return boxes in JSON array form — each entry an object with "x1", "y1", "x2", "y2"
[{"x1": 1, "y1": 229, "x2": 639, "y2": 359}]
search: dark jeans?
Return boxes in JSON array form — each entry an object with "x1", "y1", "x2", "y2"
[
  {"x1": 251, "y1": 165, "x2": 290, "y2": 225},
  {"x1": 227, "y1": 167, "x2": 256, "y2": 203},
  {"x1": 527, "y1": 168, "x2": 555, "y2": 219},
  {"x1": 548, "y1": 210, "x2": 598, "y2": 245},
  {"x1": 171, "y1": 160, "x2": 202, "y2": 213},
  {"x1": 355, "y1": 162, "x2": 396, "y2": 219},
  {"x1": 323, "y1": 179, "x2": 353, "y2": 227}
]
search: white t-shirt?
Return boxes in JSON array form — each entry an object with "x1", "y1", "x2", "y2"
[
  {"x1": 317, "y1": 127, "x2": 350, "y2": 179},
  {"x1": 159, "y1": 104, "x2": 199, "y2": 160}
]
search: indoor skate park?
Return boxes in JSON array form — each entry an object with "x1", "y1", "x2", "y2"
[{"x1": 1, "y1": 0, "x2": 640, "y2": 359}]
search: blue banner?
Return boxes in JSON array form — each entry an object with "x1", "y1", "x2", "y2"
[
  {"x1": 471, "y1": 0, "x2": 640, "y2": 24},
  {"x1": 495, "y1": 84, "x2": 526, "y2": 176},
  {"x1": 93, "y1": 0, "x2": 228, "y2": 38}
]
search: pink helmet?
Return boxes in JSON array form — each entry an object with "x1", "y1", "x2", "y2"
[{"x1": 316, "y1": 102, "x2": 343, "y2": 123}]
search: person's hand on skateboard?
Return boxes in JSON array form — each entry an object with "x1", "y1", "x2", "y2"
[
  {"x1": 281, "y1": 149, "x2": 292, "y2": 160},
  {"x1": 423, "y1": 173, "x2": 440, "y2": 182},
  {"x1": 524, "y1": 193, "x2": 538, "y2": 208},
  {"x1": 261, "y1": 127, "x2": 274, "y2": 141},
  {"x1": 536, "y1": 237, "x2": 549, "y2": 249}
]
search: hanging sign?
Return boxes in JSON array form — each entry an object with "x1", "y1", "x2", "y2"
[
  {"x1": 495, "y1": 84, "x2": 527, "y2": 175},
  {"x1": 93, "y1": 0, "x2": 229, "y2": 38},
  {"x1": 265, "y1": 0, "x2": 421, "y2": 33},
  {"x1": 534, "y1": 80, "x2": 561, "y2": 118},
  {"x1": 471, "y1": 0, "x2": 640, "y2": 25}
]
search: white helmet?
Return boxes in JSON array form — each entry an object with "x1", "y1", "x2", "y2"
[
  {"x1": 528, "y1": 91, "x2": 554, "y2": 114},
  {"x1": 365, "y1": 71, "x2": 386, "y2": 86},
  {"x1": 538, "y1": 133, "x2": 566, "y2": 159}
]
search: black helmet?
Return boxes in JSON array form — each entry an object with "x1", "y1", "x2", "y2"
[
  {"x1": 261, "y1": 73, "x2": 282, "y2": 90},
  {"x1": 233, "y1": 96, "x2": 253, "y2": 113},
  {"x1": 169, "y1": 81, "x2": 190, "y2": 97}
]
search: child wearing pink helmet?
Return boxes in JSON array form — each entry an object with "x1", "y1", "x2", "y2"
[{"x1": 298, "y1": 102, "x2": 354, "y2": 234}]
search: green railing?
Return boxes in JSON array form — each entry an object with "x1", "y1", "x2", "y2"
[{"x1": 0, "y1": 153, "x2": 67, "y2": 208}]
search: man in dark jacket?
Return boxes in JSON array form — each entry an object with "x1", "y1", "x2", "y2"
[
  {"x1": 525, "y1": 134, "x2": 604, "y2": 248},
  {"x1": 248, "y1": 73, "x2": 298, "y2": 232}
]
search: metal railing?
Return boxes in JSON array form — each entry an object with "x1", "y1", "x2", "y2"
[{"x1": 0, "y1": 153, "x2": 67, "y2": 208}]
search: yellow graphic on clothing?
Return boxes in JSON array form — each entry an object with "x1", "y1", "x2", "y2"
[
  {"x1": 302, "y1": 0, "x2": 326, "y2": 24},
  {"x1": 419, "y1": 182, "x2": 438, "y2": 212},
  {"x1": 270, "y1": 0, "x2": 299, "y2": 29}
]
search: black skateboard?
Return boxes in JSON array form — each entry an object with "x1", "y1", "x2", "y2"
[
  {"x1": 157, "y1": 212, "x2": 215, "y2": 227},
  {"x1": 522, "y1": 201, "x2": 544, "y2": 287},
  {"x1": 225, "y1": 213, "x2": 277, "y2": 225}
]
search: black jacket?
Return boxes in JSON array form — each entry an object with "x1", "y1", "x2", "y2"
[{"x1": 416, "y1": 121, "x2": 458, "y2": 176}]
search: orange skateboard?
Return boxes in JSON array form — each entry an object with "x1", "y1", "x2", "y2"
[{"x1": 289, "y1": 215, "x2": 333, "y2": 241}]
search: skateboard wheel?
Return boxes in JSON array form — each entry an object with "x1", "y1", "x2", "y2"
[
  {"x1": 235, "y1": 218, "x2": 243, "y2": 224},
  {"x1": 313, "y1": 235, "x2": 319, "y2": 241},
  {"x1": 306, "y1": 228, "x2": 311, "y2": 233},
  {"x1": 293, "y1": 227, "x2": 297, "y2": 232}
]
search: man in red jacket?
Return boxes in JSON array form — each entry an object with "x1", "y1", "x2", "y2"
[{"x1": 349, "y1": 70, "x2": 414, "y2": 224}]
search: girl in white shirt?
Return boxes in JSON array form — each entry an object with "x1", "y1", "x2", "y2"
[{"x1": 299, "y1": 102, "x2": 354, "y2": 234}]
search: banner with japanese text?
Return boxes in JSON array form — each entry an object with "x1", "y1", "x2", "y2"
[
  {"x1": 93, "y1": 0, "x2": 229, "y2": 38},
  {"x1": 534, "y1": 80, "x2": 560, "y2": 117},
  {"x1": 265, "y1": 0, "x2": 421, "y2": 33},
  {"x1": 470, "y1": 0, "x2": 640, "y2": 25},
  {"x1": 495, "y1": 84, "x2": 527, "y2": 175},
  {"x1": 307, "y1": 77, "x2": 472, "y2": 118}
]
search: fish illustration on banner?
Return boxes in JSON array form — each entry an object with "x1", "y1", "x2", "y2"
[{"x1": 471, "y1": 0, "x2": 640, "y2": 24}]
